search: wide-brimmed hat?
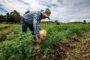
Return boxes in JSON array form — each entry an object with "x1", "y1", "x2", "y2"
[{"x1": 41, "y1": 8, "x2": 51, "y2": 19}]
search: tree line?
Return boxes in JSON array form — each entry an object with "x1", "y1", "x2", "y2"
[
  {"x1": 0, "y1": 10, "x2": 89, "y2": 24},
  {"x1": 0, "y1": 10, "x2": 23, "y2": 23}
]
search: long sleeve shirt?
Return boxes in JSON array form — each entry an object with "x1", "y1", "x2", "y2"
[{"x1": 23, "y1": 11, "x2": 42, "y2": 35}]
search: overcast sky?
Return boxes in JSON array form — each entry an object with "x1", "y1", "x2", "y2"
[{"x1": 0, "y1": 0, "x2": 90, "y2": 22}]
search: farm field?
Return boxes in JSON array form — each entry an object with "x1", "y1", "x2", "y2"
[
  {"x1": 0, "y1": 24, "x2": 11, "y2": 30},
  {"x1": 0, "y1": 23, "x2": 90, "y2": 60}
]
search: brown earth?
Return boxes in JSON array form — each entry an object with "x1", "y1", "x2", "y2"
[
  {"x1": 0, "y1": 25, "x2": 13, "y2": 31},
  {"x1": 59, "y1": 37, "x2": 90, "y2": 60}
]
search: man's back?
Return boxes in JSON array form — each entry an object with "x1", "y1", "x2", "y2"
[{"x1": 23, "y1": 11, "x2": 42, "y2": 25}]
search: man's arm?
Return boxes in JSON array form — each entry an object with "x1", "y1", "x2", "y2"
[{"x1": 33, "y1": 13, "x2": 41, "y2": 45}]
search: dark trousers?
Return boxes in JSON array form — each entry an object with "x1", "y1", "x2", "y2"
[{"x1": 22, "y1": 18, "x2": 34, "y2": 35}]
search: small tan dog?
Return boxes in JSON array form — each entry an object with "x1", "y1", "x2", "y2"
[{"x1": 39, "y1": 29, "x2": 47, "y2": 40}]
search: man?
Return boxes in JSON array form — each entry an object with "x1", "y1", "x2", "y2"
[{"x1": 22, "y1": 8, "x2": 51, "y2": 45}]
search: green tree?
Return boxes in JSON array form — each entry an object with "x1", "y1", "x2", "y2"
[
  {"x1": 83, "y1": 20, "x2": 87, "y2": 24},
  {"x1": 55, "y1": 20, "x2": 60, "y2": 25},
  {"x1": 0, "y1": 15, "x2": 3, "y2": 23},
  {"x1": 9, "y1": 10, "x2": 22, "y2": 23},
  {"x1": 6, "y1": 13, "x2": 10, "y2": 23},
  {"x1": 0, "y1": 14, "x2": 7, "y2": 23}
]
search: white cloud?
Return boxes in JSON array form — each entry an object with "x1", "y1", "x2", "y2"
[
  {"x1": 0, "y1": 0, "x2": 28, "y2": 14},
  {"x1": 70, "y1": 18, "x2": 90, "y2": 22},
  {"x1": 0, "y1": 0, "x2": 90, "y2": 22}
]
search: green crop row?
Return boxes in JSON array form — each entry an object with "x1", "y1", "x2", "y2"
[{"x1": 0, "y1": 24, "x2": 10, "y2": 28}]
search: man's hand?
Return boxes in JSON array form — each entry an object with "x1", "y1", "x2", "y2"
[
  {"x1": 36, "y1": 35, "x2": 41, "y2": 45},
  {"x1": 39, "y1": 28, "x2": 42, "y2": 30}
]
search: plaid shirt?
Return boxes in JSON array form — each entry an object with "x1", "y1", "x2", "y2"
[{"x1": 23, "y1": 11, "x2": 42, "y2": 35}]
